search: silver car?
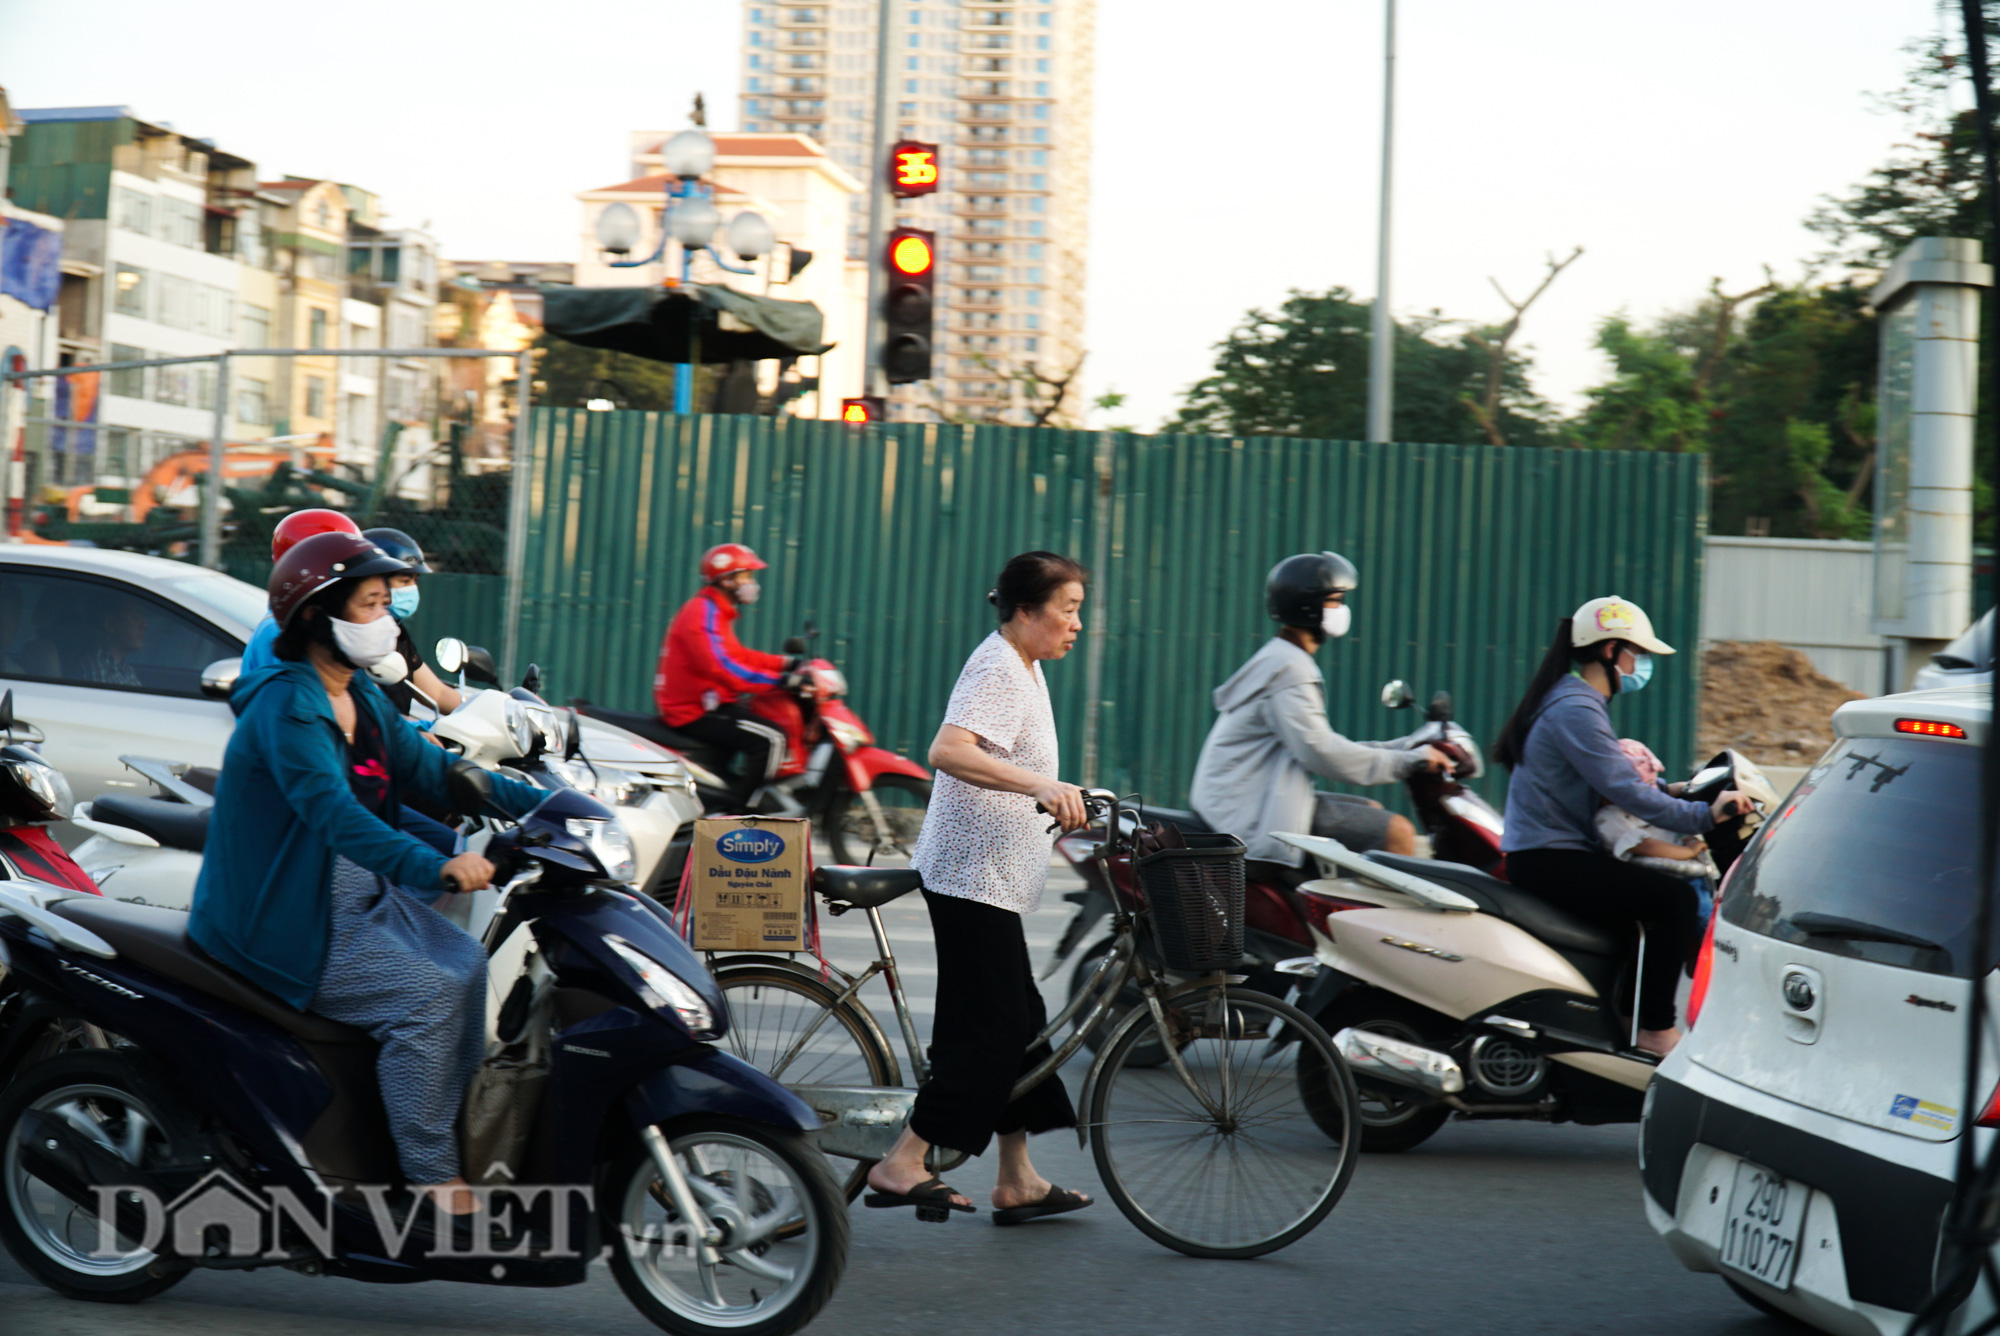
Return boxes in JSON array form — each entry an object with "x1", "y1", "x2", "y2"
[{"x1": 0, "y1": 545, "x2": 258, "y2": 807}]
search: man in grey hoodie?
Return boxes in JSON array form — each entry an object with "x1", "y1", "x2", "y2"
[{"x1": 1189, "y1": 552, "x2": 1450, "y2": 877}]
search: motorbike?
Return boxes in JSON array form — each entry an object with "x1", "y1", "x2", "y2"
[
  {"x1": 576, "y1": 622, "x2": 931, "y2": 866},
  {"x1": 0, "y1": 762, "x2": 847, "y2": 1336},
  {"x1": 1043, "y1": 679, "x2": 1499, "y2": 1056},
  {"x1": 0, "y1": 691, "x2": 98, "y2": 897},
  {"x1": 1282, "y1": 749, "x2": 1779, "y2": 1153},
  {"x1": 66, "y1": 641, "x2": 702, "y2": 914}
]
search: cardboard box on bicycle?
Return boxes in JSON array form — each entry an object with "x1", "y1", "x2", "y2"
[{"x1": 689, "y1": 816, "x2": 811, "y2": 952}]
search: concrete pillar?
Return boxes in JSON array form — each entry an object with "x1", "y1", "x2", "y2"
[{"x1": 1870, "y1": 237, "x2": 1992, "y2": 691}]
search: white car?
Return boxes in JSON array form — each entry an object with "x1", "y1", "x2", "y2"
[{"x1": 1641, "y1": 684, "x2": 1990, "y2": 1335}]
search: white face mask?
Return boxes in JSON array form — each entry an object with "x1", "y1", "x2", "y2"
[
  {"x1": 1322, "y1": 604, "x2": 1352, "y2": 640},
  {"x1": 733, "y1": 579, "x2": 761, "y2": 605},
  {"x1": 330, "y1": 614, "x2": 401, "y2": 668}
]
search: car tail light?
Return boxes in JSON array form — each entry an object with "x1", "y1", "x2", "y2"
[
  {"x1": 1299, "y1": 890, "x2": 1372, "y2": 937},
  {"x1": 1686, "y1": 914, "x2": 1718, "y2": 1030},
  {"x1": 1896, "y1": 718, "x2": 1968, "y2": 739},
  {"x1": 1979, "y1": 1085, "x2": 2000, "y2": 1129}
]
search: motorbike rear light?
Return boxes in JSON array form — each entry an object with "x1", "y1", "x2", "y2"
[
  {"x1": 1686, "y1": 913, "x2": 1717, "y2": 1030},
  {"x1": 1896, "y1": 718, "x2": 1968, "y2": 739},
  {"x1": 1300, "y1": 891, "x2": 1372, "y2": 937}
]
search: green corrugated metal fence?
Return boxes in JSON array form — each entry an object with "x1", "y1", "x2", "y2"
[{"x1": 501, "y1": 409, "x2": 1708, "y2": 812}]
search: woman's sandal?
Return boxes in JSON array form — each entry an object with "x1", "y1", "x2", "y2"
[
  {"x1": 991, "y1": 1184, "x2": 1092, "y2": 1227},
  {"x1": 863, "y1": 1175, "x2": 976, "y2": 1224}
]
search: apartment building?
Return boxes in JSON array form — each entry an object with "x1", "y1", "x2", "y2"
[
  {"x1": 737, "y1": 0, "x2": 1096, "y2": 423},
  {"x1": 587, "y1": 132, "x2": 866, "y2": 416}
]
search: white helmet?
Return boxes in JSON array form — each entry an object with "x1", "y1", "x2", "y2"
[{"x1": 1570, "y1": 596, "x2": 1675, "y2": 654}]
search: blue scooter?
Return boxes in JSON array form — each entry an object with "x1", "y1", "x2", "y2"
[{"x1": 0, "y1": 763, "x2": 845, "y2": 1336}]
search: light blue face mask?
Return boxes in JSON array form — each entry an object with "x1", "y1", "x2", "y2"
[
  {"x1": 1620, "y1": 652, "x2": 1654, "y2": 693},
  {"x1": 389, "y1": 585, "x2": 421, "y2": 621}
]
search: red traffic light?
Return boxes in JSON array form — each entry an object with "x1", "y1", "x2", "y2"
[
  {"x1": 889, "y1": 232, "x2": 933, "y2": 277},
  {"x1": 840, "y1": 396, "x2": 885, "y2": 425},
  {"x1": 889, "y1": 140, "x2": 940, "y2": 198}
]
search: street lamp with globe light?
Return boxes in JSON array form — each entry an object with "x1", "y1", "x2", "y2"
[{"x1": 592, "y1": 127, "x2": 779, "y2": 413}]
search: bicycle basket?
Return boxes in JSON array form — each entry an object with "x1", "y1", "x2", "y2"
[{"x1": 1133, "y1": 830, "x2": 1246, "y2": 972}]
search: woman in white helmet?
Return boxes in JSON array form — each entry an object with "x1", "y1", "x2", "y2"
[{"x1": 1491, "y1": 597, "x2": 1742, "y2": 1058}]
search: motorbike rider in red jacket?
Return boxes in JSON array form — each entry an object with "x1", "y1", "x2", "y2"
[{"x1": 653, "y1": 544, "x2": 800, "y2": 808}]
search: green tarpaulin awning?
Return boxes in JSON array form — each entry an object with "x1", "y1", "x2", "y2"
[{"x1": 540, "y1": 283, "x2": 832, "y2": 364}]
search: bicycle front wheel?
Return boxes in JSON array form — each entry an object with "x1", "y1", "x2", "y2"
[{"x1": 1088, "y1": 982, "x2": 1360, "y2": 1259}]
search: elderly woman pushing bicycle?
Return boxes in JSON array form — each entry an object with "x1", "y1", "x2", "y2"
[{"x1": 862, "y1": 551, "x2": 1097, "y2": 1226}]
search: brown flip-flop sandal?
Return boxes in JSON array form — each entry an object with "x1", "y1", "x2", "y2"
[
  {"x1": 992, "y1": 1184, "x2": 1092, "y2": 1226},
  {"x1": 863, "y1": 1175, "x2": 976, "y2": 1223}
]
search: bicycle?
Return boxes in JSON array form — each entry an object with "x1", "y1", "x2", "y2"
[{"x1": 708, "y1": 789, "x2": 1362, "y2": 1259}]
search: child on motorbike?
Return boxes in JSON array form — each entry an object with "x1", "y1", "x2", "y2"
[{"x1": 1595, "y1": 739, "x2": 1717, "y2": 879}]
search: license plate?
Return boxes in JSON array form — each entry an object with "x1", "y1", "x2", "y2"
[{"x1": 1719, "y1": 1160, "x2": 1808, "y2": 1292}]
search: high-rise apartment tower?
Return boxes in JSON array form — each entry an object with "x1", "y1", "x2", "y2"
[{"x1": 739, "y1": 0, "x2": 1095, "y2": 424}]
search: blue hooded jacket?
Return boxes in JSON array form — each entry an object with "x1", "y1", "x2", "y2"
[{"x1": 189, "y1": 660, "x2": 542, "y2": 1009}]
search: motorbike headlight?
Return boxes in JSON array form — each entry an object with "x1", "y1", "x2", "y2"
[
  {"x1": 567, "y1": 816, "x2": 638, "y2": 883},
  {"x1": 605, "y1": 935, "x2": 717, "y2": 1037},
  {"x1": 527, "y1": 705, "x2": 564, "y2": 759},
  {"x1": 504, "y1": 700, "x2": 537, "y2": 759},
  {"x1": 825, "y1": 717, "x2": 870, "y2": 751},
  {"x1": 4, "y1": 755, "x2": 73, "y2": 822},
  {"x1": 592, "y1": 765, "x2": 653, "y2": 807}
]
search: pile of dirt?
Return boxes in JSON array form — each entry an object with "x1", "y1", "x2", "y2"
[{"x1": 1696, "y1": 641, "x2": 1863, "y2": 766}]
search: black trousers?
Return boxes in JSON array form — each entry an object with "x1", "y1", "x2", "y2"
[
  {"x1": 673, "y1": 703, "x2": 785, "y2": 805},
  {"x1": 1505, "y1": 848, "x2": 1700, "y2": 1032},
  {"x1": 909, "y1": 889, "x2": 1077, "y2": 1157}
]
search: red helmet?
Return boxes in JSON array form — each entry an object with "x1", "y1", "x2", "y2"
[
  {"x1": 700, "y1": 543, "x2": 767, "y2": 582},
  {"x1": 272, "y1": 508, "x2": 360, "y2": 563},
  {"x1": 268, "y1": 532, "x2": 410, "y2": 630}
]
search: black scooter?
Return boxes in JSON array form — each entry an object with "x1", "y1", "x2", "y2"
[{"x1": 0, "y1": 764, "x2": 845, "y2": 1336}]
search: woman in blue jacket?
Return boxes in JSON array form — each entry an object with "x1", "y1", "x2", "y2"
[
  {"x1": 1493, "y1": 596, "x2": 1742, "y2": 1059},
  {"x1": 190, "y1": 531, "x2": 542, "y2": 1221}
]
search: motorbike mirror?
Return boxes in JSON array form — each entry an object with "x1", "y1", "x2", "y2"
[
  {"x1": 782, "y1": 636, "x2": 808, "y2": 656},
  {"x1": 445, "y1": 758, "x2": 496, "y2": 816},
  {"x1": 1380, "y1": 680, "x2": 1414, "y2": 710},
  {"x1": 367, "y1": 656, "x2": 409, "y2": 687},
  {"x1": 564, "y1": 708, "x2": 583, "y2": 760},
  {"x1": 0, "y1": 689, "x2": 12, "y2": 733},
  {"x1": 522, "y1": 663, "x2": 542, "y2": 694},
  {"x1": 1426, "y1": 691, "x2": 1454, "y2": 723},
  {"x1": 433, "y1": 638, "x2": 468, "y2": 674},
  {"x1": 463, "y1": 646, "x2": 500, "y2": 685},
  {"x1": 200, "y1": 658, "x2": 242, "y2": 701}
]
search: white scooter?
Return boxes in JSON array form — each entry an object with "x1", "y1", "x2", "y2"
[
  {"x1": 70, "y1": 640, "x2": 701, "y2": 913},
  {"x1": 1280, "y1": 750, "x2": 1780, "y2": 1153}
]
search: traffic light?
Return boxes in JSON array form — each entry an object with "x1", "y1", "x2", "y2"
[
  {"x1": 840, "y1": 396, "x2": 885, "y2": 425},
  {"x1": 882, "y1": 227, "x2": 935, "y2": 385},
  {"x1": 889, "y1": 140, "x2": 940, "y2": 198}
]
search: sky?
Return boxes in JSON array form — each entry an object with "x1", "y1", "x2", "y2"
[{"x1": 0, "y1": 0, "x2": 1957, "y2": 431}]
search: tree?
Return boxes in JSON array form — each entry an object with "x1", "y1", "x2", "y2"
[
  {"x1": 1808, "y1": 11, "x2": 2000, "y2": 264},
  {"x1": 1163, "y1": 287, "x2": 1559, "y2": 445},
  {"x1": 1462, "y1": 247, "x2": 1584, "y2": 447}
]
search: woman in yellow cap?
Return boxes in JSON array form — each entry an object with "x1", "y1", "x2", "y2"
[{"x1": 1491, "y1": 597, "x2": 1742, "y2": 1058}]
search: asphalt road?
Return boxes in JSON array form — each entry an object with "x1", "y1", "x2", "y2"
[{"x1": 0, "y1": 858, "x2": 1786, "y2": 1336}]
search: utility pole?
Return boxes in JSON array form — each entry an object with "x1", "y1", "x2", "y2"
[
  {"x1": 1366, "y1": 0, "x2": 1396, "y2": 444},
  {"x1": 862, "y1": 0, "x2": 897, "y2": 398}
]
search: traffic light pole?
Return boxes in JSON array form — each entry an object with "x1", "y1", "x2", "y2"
[{"x1": 862, "y1": 0, "x2": 897, "y2": 397}]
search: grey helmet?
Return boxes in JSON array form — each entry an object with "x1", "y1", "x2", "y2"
[{"x1": 1265, "y1": 552, "x2": 1358, "y2": 631}]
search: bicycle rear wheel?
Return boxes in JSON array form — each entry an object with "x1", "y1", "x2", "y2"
[
  {"x1": 713, "y1": 962, "x2": 897, "y2": 1203},
  {"x1": 1088, "y1": 981, "x2": 1359, "y2": 1259}
]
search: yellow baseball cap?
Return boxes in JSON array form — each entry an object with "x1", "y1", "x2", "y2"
[{"x1": 1570, "y1": 595, "x2": 1675, "y2": 654}]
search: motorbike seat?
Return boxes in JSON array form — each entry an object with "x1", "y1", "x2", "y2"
[
  {"x1": 575, "y1": 705, "x2": 724, "y2": 765},
  {"x1": 1140, "y1": 806, "x2": 1214, "y2": 835},
  {"x1": 814, "y1": 865, "x2": 924, "y2": 910},
  {"x1": 89, "y1": 795, "x2": 210, "y2": 854},
  {"x1": 47, "y1": 898, "x2": 372, "y2": 1046},
  {"x1": 1364, "y1": 852, "x2": 1626, "y2": 958}
]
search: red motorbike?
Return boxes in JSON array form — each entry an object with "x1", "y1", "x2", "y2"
[
  {"x1": 1044, "y1": 679, "x2": 1500, "y2": 1060},
  {"x1": 578, "y1": 624, "x2": 932, "y2": 866}
]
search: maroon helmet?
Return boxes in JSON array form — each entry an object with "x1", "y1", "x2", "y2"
[{"x1": 268, "y1": 532, "x2": 409, "y2": 629}]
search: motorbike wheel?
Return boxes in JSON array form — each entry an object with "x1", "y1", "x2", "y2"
[
  {"x1": 1301, "y1": 993, "x2": 1453, "y2": 1154},
  {"x1": 0, "y1": 1051, "x2": 191, "y2": 1302},
  {"x1": 711, "y1": 962, "x2": 898, "y2": 1203},
  {"x1": 604, "y1": 1116, "x2": 848, "y2": 1336},
  {"x1": 1067, "y1": 938, "x2": 1169, "y2": 1068},
  {"x1": 824, "y1": 775, "x2": 930, "y2": 867}
]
